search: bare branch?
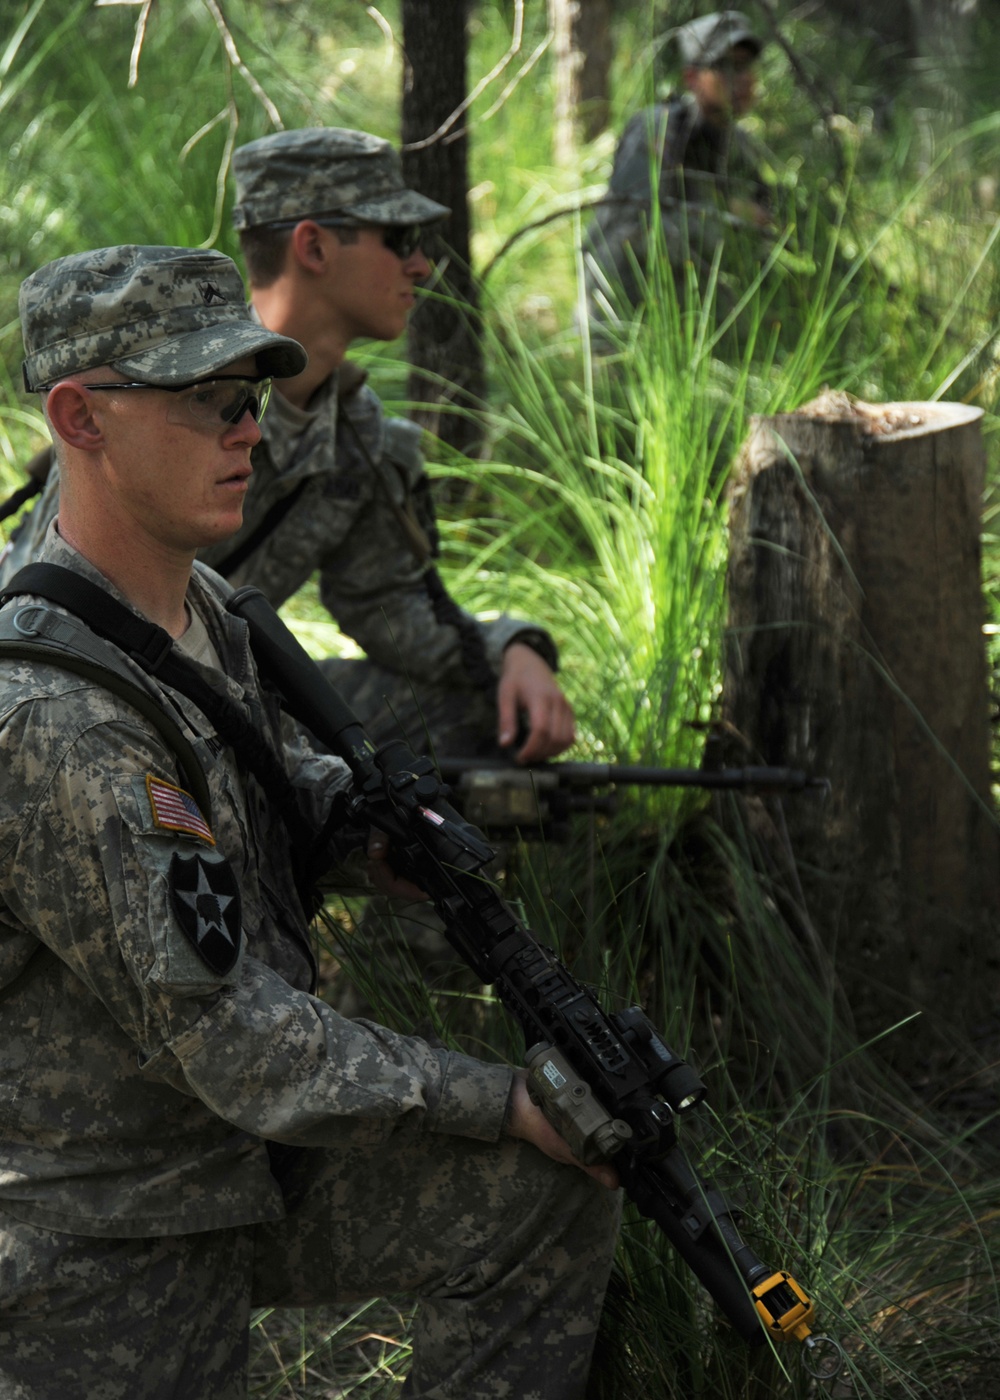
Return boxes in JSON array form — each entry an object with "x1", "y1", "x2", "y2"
[
  {"x1": 478, "y1": 196, "x2": 610, "y2": 282},
  {"x1": 365, "y1": 4, "x2": 396, "y2": 65},
  {"x1": 199, "y1": 0, "x2": 283, "y2": 129},
  {"x1": 199, "y1": 103, "x2": 241, "y2": 251},
  {"x1": 403, "y1": 0, "x2": 530, "y2": 152},
  {"x1": 749, "y1": 0, "x2": 846, "y2": 180},
  {"x1": 179, "y1": 105, "x2": 230, "y2": 162},
  {"x1": 93, "y1": 0, "x2": 154, "y2": 87},
  {"x1": 475, "y1": 29, "x2": 553, "y2": 127},
  {"x1": 128, "y1": 0, "x2": 153, "y2": 87}
]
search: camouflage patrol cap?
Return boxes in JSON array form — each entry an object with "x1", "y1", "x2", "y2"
[
  {"x1": 20, "y1": 244, "x2": 307, "y2": 392},
  {"x1": 677, "y1": 11, "x2": 761, "y2": 67},
  {"x1": 231, "y1": 127, "x2": 450, "y2": 231}
]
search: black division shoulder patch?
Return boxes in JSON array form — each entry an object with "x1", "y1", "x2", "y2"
[{"x1": 168, "y1": 850, "x2": 243, "y2": 975}]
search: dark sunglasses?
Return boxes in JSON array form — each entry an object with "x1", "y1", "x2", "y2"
[
  {"x1": 84, "y1": 375, "x2": 273, "y2": 429},
  {"x1": 379, "y1": 224, "x2": 428, "y2": 260},
  {"x1": 264, "y1": 215, "x2": 428, "y2": 261}
]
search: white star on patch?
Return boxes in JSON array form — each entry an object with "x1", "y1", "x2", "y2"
[{"x1": 175, "y1": 862, "x2": 237, "y2": 948}]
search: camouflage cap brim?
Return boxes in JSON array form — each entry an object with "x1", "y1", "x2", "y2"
[
  {"x1": 20, "y1": 244, "x2": 307, "y2": 391},
  {"x1": 337, "y1": 188, "x2": 450, "y2": 226},
  {"x1": 232, "y1": 127, "x2": 450, "y2": 231},
  {"x1": 110, "y1": 320, "x2": 306, "y2": 386}
]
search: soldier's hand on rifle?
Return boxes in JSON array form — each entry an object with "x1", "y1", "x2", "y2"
[
  {"x1": 504, "y1": 1072, "x2": 620, "y2": 1190},
  {"x1": 497, "y1": 644, "x2": 576, "y2": 763},
  {"x1": 365, "y1": 829, "x2": 428, "y2": 901}
]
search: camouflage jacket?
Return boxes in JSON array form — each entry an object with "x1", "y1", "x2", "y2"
[
  {"x1": 604, "y1": 94, "x2": 768, "y2": 213},
  {"x1": 0, "y1": 531, "x2": 513, "y2": 1238},
  {"x1": 0, "y1": 367, "x2": 555, "y2": 686},
  {"x1": 583, "y1": 93, "x2": 770, "y2": 314}
]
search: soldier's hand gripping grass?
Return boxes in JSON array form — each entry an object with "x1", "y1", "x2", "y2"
[{"x1": 227, "y1": 583, "x2": 842, "y2": 1367}]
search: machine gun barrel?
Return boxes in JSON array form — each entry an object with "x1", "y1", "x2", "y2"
[
  {"x1": 437, "y1": 757, "x2": 826, "y2": 792},
  {"x1": 226, "y1": 586, "x2": 829, "y2": 1355},
  {"x1": 434, "y1": 758, "x2": 828, "y2": 837}
]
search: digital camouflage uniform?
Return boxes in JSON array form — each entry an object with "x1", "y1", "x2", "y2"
[
  {"x1": 0, "y1": 131, "x2": 562, "y2": 1015},
  {"x1": 0, "y1": 245, "x2": 619, "y2": 1399},
  {"x1": 229, "y1": 126, "x2": 561, "y2": 745},
  {"x1": 2, "y1": 129, "x2": 558, "y2": 744},
  {"x1": 582, "y1": 12, "x2": 769, "y2": 336},
  {"x1": 0, "y1": 362, "x2": 542, "y2": 749},
  {"x1": 201, "y1": 360, "x2": 546, "y2": 754}
]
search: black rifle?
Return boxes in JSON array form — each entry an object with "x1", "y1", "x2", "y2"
[
  {"x1": 435, "y1": 756, "x2": 828, "y2": 838},
  {"x1": 227, "y1": 585, "x2": 839, "y2": 1365}
]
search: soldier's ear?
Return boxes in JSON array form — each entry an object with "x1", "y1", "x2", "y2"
[
  {"x1": 44, "y1": 381, "x2": 107, "y2": 452},
  {"x1": 290, "y1": 220, "x2": 333, "y2": 275}
]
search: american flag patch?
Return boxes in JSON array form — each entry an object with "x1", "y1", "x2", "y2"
[{"x1": 146, "y1": 775, "x2": 215, "y2": 845}]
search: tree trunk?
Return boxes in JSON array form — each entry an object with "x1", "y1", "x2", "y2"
[
  {"x1": 723, "y1": 393, "x2": 1000, "y2": 1063},
  {"x1": 549, "y1": 0, "x2": 613, "y2": 163},
  {"x1": 401, "y1": 0, "x2": 485, "y2": 459}
]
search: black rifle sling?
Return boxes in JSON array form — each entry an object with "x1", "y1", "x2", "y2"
[
  {"x1": 212, "y1": 370, "x2": 351, "y2": 580},
  {"x1": 0, "y1": 564, "x2": 315, "y2": 858},
  {"x1": 0, "y1": 445, "x2": 54, "y2": 524},
  {"x1": 0, "y1": 477, "x2": 44, "y2": 525}
]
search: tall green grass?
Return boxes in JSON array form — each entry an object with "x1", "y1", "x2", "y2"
[{"x1": 2, "y1": 3, "x2": 1000, "y2": 1396}]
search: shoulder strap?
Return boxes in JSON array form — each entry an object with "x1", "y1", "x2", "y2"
[
  {"x1": 0, "y1": 478, "x2": 44, "y2": 526},
  {"x1": 211, "y1": 478, "x2": 309, "y2": 580},
  {"x1": 0, "y1": 564, "x2": 313, "y2": 849},
  {"x1": 0, "y1": 632, "x2": 214, "y2": 824}
]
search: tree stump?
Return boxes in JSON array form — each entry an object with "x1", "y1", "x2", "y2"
[{"x1": 724, "y1": 393, "x2": 1000, "y2": 1057}]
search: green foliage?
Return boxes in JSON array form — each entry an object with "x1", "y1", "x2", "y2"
[{"x1": 2, "y1": 3, "x2": 1000, "y2": 1397}]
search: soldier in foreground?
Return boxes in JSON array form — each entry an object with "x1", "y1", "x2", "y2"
[
  {"x1": 583, "y1": 9, "x2": 771, "y2": 336},
  {"x1": 0, "y1": 244, "x2": 619, "y2": 1399},
  {"x1": 0, "y1": 127, "x2": 576, "y2": 1014},
  {"x1": 2, "y1": 128, "x2": 574, "y2": 767}
]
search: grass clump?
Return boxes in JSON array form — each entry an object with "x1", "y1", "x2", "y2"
[{"x1": 2, "y1": 3, "x2": 1000, "y2": 1397}]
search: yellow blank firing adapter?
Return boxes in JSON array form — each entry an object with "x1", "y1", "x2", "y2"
[
  {"x1": 752, "y1": 1272, "x2": 844, "y2": 1379},
  {"x1": 752, "y1": 1270, "x2": 815, "y2": 1342}
]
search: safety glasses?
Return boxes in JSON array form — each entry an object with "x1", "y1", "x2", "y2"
[{"x1": 85, "y1": 375, "x2": 273, "y2": 430}]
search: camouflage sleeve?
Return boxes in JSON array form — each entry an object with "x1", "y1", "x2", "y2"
[
  {"x1": 318, "y1": 418, "x2": 557, "y2": 684},
  {"x1": 2, "y1": 690, "x2": 514, "y2": 1148}
]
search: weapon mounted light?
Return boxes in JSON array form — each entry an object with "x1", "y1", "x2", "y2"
[{"x1": 613, "y1": 1007, "x2": 706, "y2": 1112}]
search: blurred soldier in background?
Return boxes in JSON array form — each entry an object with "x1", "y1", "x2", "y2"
[{"x1": 582, "y1": 10, "x2": 771, "y2": 338}]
